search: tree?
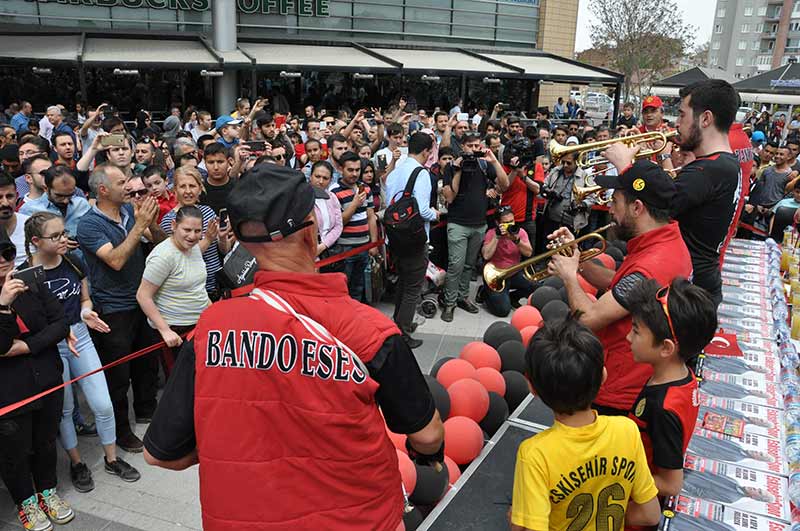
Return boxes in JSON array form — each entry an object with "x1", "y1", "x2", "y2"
[
  {"x1": 688, "y1": 41, "x2": 711, "y2": 67},
  {"x1": 589, "y1": 0, "x2": 696, "y2": 102}
]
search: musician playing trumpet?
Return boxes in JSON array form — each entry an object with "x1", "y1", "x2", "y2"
[{"x1": 546, "y1": 160, "x2": 692, "y2": 417}]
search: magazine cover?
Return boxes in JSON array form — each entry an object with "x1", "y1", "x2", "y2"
[
  {"x1": 715, "y1": 317, "x2": 774, "y2": 338},
  {"x1": 699, "y1": 355, "x2": 779, "y2": 383},
  {"x1": 688, "y1": 428, "x2": 787, "y2": 475},
  {"x1": 699, "y1": 381, "x2": 783, "y2": 409},
  {"x1": 716, "y1": 304, "x2": 771, "y2": 321},
  {"x1": 659, "y1": 495, "x2": 790, "y2": 531},
  {"x1": 723, "y1": 254, "x2": 770, "y2": 267},
  {"x1": 722, "y1": 263, "x2": 769, "y2": 276},
  {"x1": 697, "y1": 399, "x2": 784, "y2": 440},
  {"x1": 681, "y1": 454, "x2": 789, "y2": 521}
]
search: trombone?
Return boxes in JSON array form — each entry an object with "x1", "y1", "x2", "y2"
[{"x1": 483, "y1": 224, "x2": 615, "y2": 292}]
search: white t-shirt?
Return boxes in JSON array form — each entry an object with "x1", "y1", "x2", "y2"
[
  {"x1": 142, "y1": 238, "x2": 210, "y2": 327},
  {"x1": 10, "y1": 213, "x2": 29, "y2": 267}
]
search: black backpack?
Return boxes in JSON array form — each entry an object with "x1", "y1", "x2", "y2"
[{"x1": 384, "y1": 166, "x2": 428, "y2": 253}]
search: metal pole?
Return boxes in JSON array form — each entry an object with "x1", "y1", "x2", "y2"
[
  {"x1": 611, "y1": 83, "x2": 622, "y2": 128},
  {"x1": 212, "y1": 0, "x2": 238, "y2": 116}
]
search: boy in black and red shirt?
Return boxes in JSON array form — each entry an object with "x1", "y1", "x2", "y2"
[{"x1": 625, "y1": 277, "x2": 717, "y2": 498}]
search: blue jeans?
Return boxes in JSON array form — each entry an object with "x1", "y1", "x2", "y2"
[
  {"x1": 58, "y1": 322, "x2": 116, "y2": 450},
  {"x1": 343, "y1": 250, "x2": 369, "y2": 302},
  {"x1": 484, "y1": 272, "x2": 536, "y2": 318}
]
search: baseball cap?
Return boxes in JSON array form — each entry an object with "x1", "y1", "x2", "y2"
[
  {"x1": 641, "y1": 95, "x2": 663, "y2": 111},
  {"x1": 595, "y1": 159, "x2": 675, "y2": 210},
  {"x1": 215, "y1": 115, "x2": 243, "y2": 131},
  {"x1": 227, "y1": 164, "x2": 315, "y2": 243},
  {"x1": 751, "y1": 130, "x2": 766, "y2": 142}
]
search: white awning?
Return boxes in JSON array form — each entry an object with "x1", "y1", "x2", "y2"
[
  {"x1": 0, "y1": 34, "x2": 82, "y2": 63},
  {"x1": 482, "y1": 53, "x2": 618, "y2": 82},
  {"x1": 240, "y1": 43, "x2": 395, "y2": 70},
  {"x1": 368, "y1": 48, "x2": 516, "y2": 74},
  {"x1": 83, "y1": 38, "x2": 219, "y2": 67},
  {"x1": 739, "y1": 91, "x2": 800, "y2": 105},
  {"x1": 650, "y1": 86, "x2": 681, "y2": 97}
]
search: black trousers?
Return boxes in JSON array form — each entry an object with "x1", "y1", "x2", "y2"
[
  {"x1": 90, "y1": 307, "x2": 158, "y2": 437},
  {"x1": 392, "y1": 246, "x2": 428, "y2": 334},
  {"x1": 0, "y1": 392, "x2": 63, "y2": 504}
]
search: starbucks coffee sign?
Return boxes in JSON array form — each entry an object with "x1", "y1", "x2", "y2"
[{"x1": 27, "y1": 0, "x2": 331, "y2": 16}]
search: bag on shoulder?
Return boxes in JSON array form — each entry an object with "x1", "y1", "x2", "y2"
[{"x1": 384, "y1": 166, "x2": 428, "y2": 253}]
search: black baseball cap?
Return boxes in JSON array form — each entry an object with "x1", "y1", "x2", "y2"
[
  {"x1": 595, "y1": 159, "x2": 675, "y2": 210},
  {"x1": 227, "y1": 164, "x2": 316, "y2": 243}
]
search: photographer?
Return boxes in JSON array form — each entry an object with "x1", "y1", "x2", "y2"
[
  {"x1": 500, "y1": 136, "x2": 546, "y2": 245},
  {"x1": 481, "y1": 206, "x2": 534, "y2": 317},
  {"x1": 541, "y1": 151, "x2": 593, "y2": 239},
  {"x1": 441, "y1": 134, "x2": 509, "y2": 322}
]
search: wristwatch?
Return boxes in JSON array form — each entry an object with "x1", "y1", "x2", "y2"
[
  {"x1": 657, "y1": 153, "x2": 672, "y2": 162},
  {"x1": 0, "y1": 304, "x2": 13, "y2": 313}
]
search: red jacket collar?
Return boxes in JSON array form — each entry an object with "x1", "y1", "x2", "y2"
[
  {"x1": 254, "y1": 270, "x2": 349, "y2": 297},
  {"x1": 626, "y1": 221, "x2": 682, "y2": 256}
]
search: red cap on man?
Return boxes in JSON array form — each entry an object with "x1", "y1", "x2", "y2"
[{"x1": 642, "y1": 95, "x2": 663, "y2": 111}]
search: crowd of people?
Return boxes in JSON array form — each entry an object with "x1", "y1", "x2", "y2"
[{"x1": 0, "y1": 76, "x2": 752, "y2": 531}]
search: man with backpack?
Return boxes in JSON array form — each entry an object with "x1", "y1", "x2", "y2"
[
  {"x1": 441, "y1": 133, "x2": 510, "y2": 322},
  {"x1": 384, "y1": 133, "x2": 439, "y2": 348}
]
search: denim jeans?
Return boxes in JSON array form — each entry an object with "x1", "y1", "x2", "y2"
[
  {"x1": 58, "y1": 322, "x2": 116, "y2": 450},
  {"x1": 484, "y1": 272, "x2": 536, "y2": 318},
  {"x1": 443, "y1": 223, "x2": 486, "y2": 306},
  {"x1": 343, "y1": 250, "x2": 369, "y2": 302}
]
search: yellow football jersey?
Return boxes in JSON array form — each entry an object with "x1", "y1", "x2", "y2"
[{"x1": 511, "y1": 413, "x2": 658, "y2": 531}]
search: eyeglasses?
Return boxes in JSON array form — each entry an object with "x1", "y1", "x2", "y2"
[
  {"x1": 42, "y1": 231, "x2": 69, "y2": 242},
  {"x1": 273, "y1": 154, "x2": 285, "y2": 160},
  {"x1": 655, "y1": 285, "x2": 679, "y2": 346},
  {"x1": 0, "y1": 246, "x2": 15, "y2": 262},
  {"x1": 128, "y1": 189, "x2": 148, "y2": 198}
]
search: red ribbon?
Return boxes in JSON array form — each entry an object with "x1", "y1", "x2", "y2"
[
  {"x1": 0, "y1": 336, "x2": 184, "y2": 418},
  {"x1": 737, "y1": 221, "x2": 768, "y2": 237}
]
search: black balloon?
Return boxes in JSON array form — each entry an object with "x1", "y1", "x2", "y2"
[
  {"x1": 605, "y1": 246, "x2": 624, "y2": 265},
  {"x1": 541, "y1": 300, "x2": 569, "y2": 323},
  {"x1": 610, "y1": 240, "x2": 627, "y2": 255},
  {"x1": 542, "y1": 276, "x2": 564, "y2": 290},
  {"x1": 424, "y1": 374, "x2": 451, "y2": 420},
  {"x1": 479, "y1": 392, "x2": 510, "y2": 437},
  {"x1": 502, "y1": 371, "x2": 530, "y2": 412},
  {"x1": 558, "y1": 286, "x2": 568, "y2": 303},
  {"x1": 409, "y1": 463, "x2": 450, "y2": 506},
  {"x1": 497, "y1": 340, "x2": 526, "y2": 373},
  {"x1": 430, "y1": 356, "x2": 455, "y2": 378},
  {"x1": 531, "y1": 286, "x2": 560, "y2": 311},
  {"x1": 483, "y1": 321, "x2": 522, "y2": 349},
  {"x1": 403, "y1": 507, "x2": 424, "y2": 530}
]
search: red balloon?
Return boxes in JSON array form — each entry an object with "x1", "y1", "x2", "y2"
[
  {"x1": 386, "y1": 429, "x2": 407, "y2": 454},
  {"x1": 459, "y1": 342, "x2": 501, "y2": 371},
  {"x1": 397, "y1": 450, "x2": 417, "y2": 494},
  {"x1": 444, "y1": 455, "x2": 461, "y2": 485},
  {"x1": 519, "y1": 325, "x2": 539, "y2": 347},
  {"x1": 596, "y1": 253, "x2": 616, "y2": 270},
  {"x1": 437, "y1": 359, "x2": 478, "y2": 389},
  {"x1": 511, "y1": 306, "x2": 543, "y2": 331},
  {"x1": 577, "y1": 274, "x2": 597, "y2": 296},
  {"x1": 448, "y1": 379, "x2": 490, "y2": 422},
  {"x1": 444, "y1": 416, "x2": 484, "y2": 465},
  {"x1": 475, "y1": 367, "x2": 506, "y2": 396}
]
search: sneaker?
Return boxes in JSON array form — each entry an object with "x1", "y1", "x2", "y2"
[
  {"x1": 117, "y1": 432, "x2": 144, "y2": 454},
  {"x1": 105, "y1": 457, "x2": 141, "y2": 482},
  {"x1": 441, "y1": 305, "x2": 455, "y2": 322},
  {"x1": 75, "y1": 422, "x2": 97, "y2": 437},
  {"x1": 475, "y1": 285, "x2": 486, "y2": 304},
  {"x1": 37, "y1": 489, "x2": 74, "y2": 525},
  {"x1": 69, "y1": 462, "x2": 94, "y2": 493},
  {"x1": 402, "y1": 334, "x2": 423, "y2": 349},
  {"x1": 17, "y1": 497, "x2": 52, "y2": 531},
  {"x1": 404, "y1": 321, "x2": 419, "y2": 334},
  {"x1": 457, "y1": 299, "x2": 480, "y2": 314}
]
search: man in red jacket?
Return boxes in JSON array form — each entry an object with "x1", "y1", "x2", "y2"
[
  {"x1": 143, "y1": 164, "x2": 444, "y2": 531},
  {"x1": 546, "y1": 160, "x2": 692, "y2": 416}
]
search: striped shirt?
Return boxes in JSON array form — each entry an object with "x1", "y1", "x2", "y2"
[
  {"x1": 160, "y1": 204, "x2": 221, "y2": 292},
  {"x1": 332, "y1": 183, "x2": 373, "y2": 247}
]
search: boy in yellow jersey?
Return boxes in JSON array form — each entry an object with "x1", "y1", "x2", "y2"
[{"x1": 511, "y1": 317, "x2": 661, "y2": 531}]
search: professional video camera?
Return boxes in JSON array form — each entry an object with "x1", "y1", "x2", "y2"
[{"x1": 503, "y1": 135, "x2": 544, "y2": 168}]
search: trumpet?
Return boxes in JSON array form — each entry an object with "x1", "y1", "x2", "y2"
[
  {"x1": 550, "y1": 130, "x2": 678, "y2": 170},
  {"x1": 573, "y1": 183, "x2": 609, "y2": 204},
  {"x1": 483, "y1": 224, "x2": 615, "y2": 292}
]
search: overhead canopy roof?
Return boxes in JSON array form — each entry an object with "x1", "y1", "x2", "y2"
[
  {"x1": 482, "y1": 52, "x2": 619, "y2": 83},
  {"x1": 0, "y1": 34, "x2": 82, "y2": 64},
  {"x1": 83, "y1": 37, "x2": 219, "y2": 68},
  {"x1": 731, "y1": 64, "x2": 800, "y2": 104},
  {"x1": 655, "y1": 66, "x2": 737, "y2": 88},
  {"x1": 239, "y1": 42, "x2": 396, "y2": 71},
  {"x1": 368, "y1": 47, "x2": 518, "y2": 75}
]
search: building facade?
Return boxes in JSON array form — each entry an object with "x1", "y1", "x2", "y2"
[{"x1": 709, "y1": 0, "x2": 800, "y2": 79}]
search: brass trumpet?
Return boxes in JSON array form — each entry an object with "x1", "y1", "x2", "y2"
[
  {"x1": 549, "y1": 130, "x2": 678, "y2": 170},
  {"x1": 483, "y1": 224, "x2": 615, "y2": 292}
]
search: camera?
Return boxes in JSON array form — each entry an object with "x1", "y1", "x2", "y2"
[
  {"x1": 461, "y1": 150, "x2": 487, "y2": 163},
  {"x1": 503, "y1": 135, "x2": 543, "y2": 168}
]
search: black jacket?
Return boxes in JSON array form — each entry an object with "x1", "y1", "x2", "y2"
[{"x1": 0, "y1": 284, "x2": 69, "y2": 413}]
